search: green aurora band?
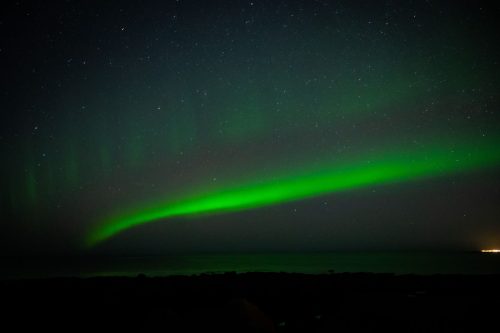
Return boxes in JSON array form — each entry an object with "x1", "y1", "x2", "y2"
[{"x1": 86, "y1": 136, "x2": 500, "y2": 247}]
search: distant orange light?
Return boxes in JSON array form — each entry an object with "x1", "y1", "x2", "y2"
[{"x1": 481, "y1": 249, "x2": 500, "y2": 253}]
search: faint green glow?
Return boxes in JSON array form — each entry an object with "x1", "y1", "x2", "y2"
[
  {"x1": 167, "y1": 111, "x2": 197, "y2": 154},
  {"x1": 222, "y1": 104, "x2": 268, "y2": 141},
  {"x1": 45, "y1": 160, "x2": 55, "y2": 199},
  {"x1": 25, "y1": 168, "x2": 37, "y2": 205},
  {"x1": 220, "y1": 92, "x2": 270, "y2": 142},
  {"x1": 86, "y1": 137, "x2": 500, "y2": 247},
  {"x1": 99, "y1": 145, "x2": 112, "y2": 173},
  {"x1": 127, "y1": 135, "x2": 145, "y2": 167},
  {"x1": 64, "y1": 145, "x2": 79, "y2": 189}
]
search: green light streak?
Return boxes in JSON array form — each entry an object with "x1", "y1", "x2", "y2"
[{"x1": 86, "y1": 137, "x2": 500, "y2": 247}]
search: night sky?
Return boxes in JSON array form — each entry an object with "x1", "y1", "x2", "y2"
[{"x1": 1, "y1": 0, "x2": 499, "y2": 255}]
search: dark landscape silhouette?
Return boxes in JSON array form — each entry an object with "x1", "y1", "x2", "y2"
[{"x1": 2, "y1": 272, "x2": 499, "y2": 332}]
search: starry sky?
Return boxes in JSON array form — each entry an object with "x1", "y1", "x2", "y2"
[{"x1": 1, "y1": 0, "x2": 499, "y2": 255}]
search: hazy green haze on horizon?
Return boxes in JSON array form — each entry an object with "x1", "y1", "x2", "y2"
[{"x1": 2, "y1": 252, "x2": 500, "y2": 279}]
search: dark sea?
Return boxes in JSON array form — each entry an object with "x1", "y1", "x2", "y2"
[{"x1": 2, "y1": 252, "x2": 500, "y2": 279}]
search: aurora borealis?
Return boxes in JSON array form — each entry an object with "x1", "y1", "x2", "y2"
[
  {"x1": 1, "y1": 0, "x2": 500, "y2": 254},
  {"x1": 87, "y1": 136, "x2": 500, "y2": 246}
]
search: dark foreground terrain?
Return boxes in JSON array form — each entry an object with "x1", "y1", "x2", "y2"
[{"x1": 1, "y1": 272, "x2": 499, "y2": 332}]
